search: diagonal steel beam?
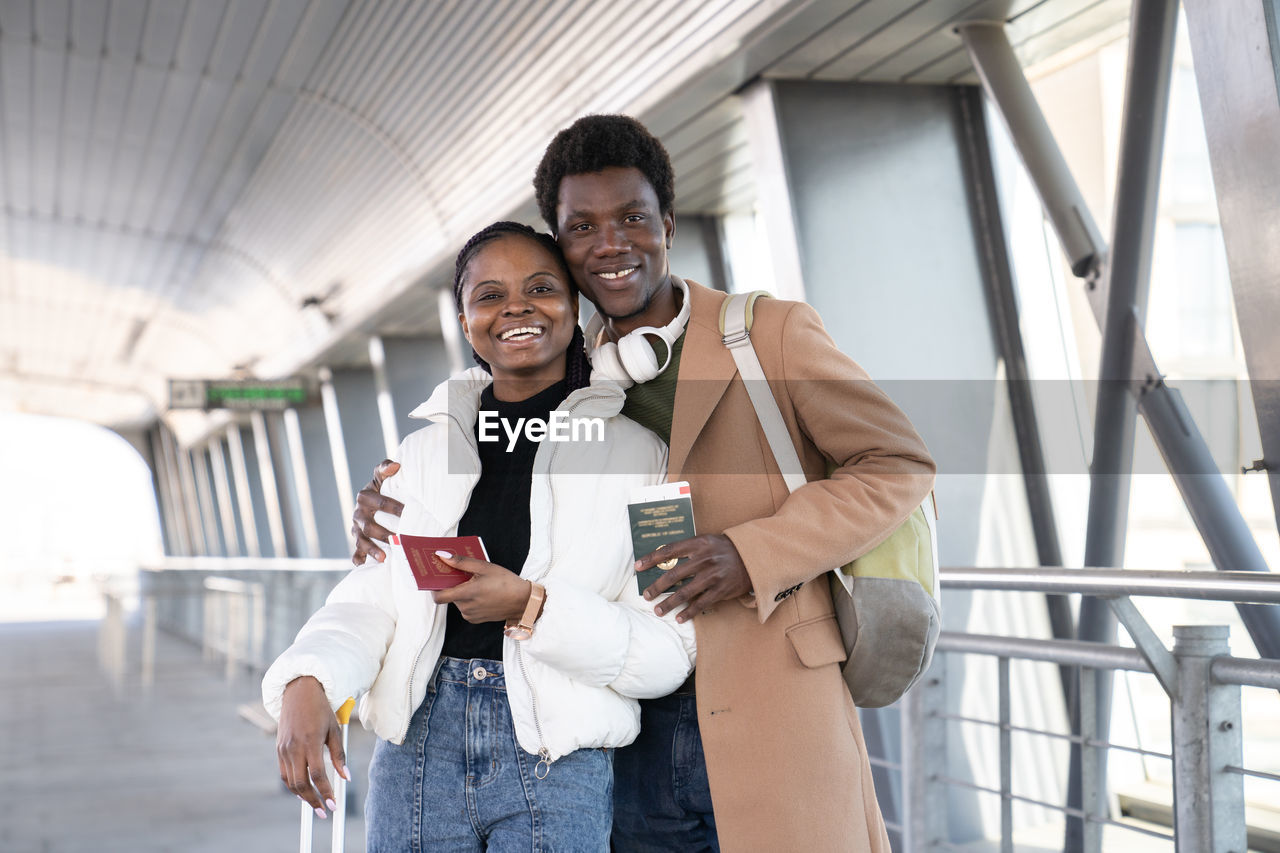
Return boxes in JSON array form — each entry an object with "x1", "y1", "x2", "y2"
[{"x1": 957, "y1": 16, "x2": 1280, "y2": 651}]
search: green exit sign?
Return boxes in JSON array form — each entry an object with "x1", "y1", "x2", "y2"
[{"x1": 169, "y1": 378, "x2": 312, "y2": 411}]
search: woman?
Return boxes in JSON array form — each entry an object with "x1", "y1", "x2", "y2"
[{"x1": 262, "y1": 221, "x2": 696, "y2": 851}]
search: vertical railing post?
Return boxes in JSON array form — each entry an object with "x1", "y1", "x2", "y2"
[
  {"x1": 1170, "y1": 626, "x2": 1245, "y2": 852},
  {"x1": 998, "y1": 657, "x2": 1013, "y2": 853},
  {"x1": 903, "y1": 659, "x2": 947, "y2": 849},
  {"x1": 141, "y1": 595, "x2": 157, "y2": 692},
  {"x1": 1078, "y1": 667, "x2": 1102, "y2": 852}
]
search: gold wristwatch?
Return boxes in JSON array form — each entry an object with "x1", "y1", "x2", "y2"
[{"x1": 504, "y1": 582, "x2": 546, "y2": 640}]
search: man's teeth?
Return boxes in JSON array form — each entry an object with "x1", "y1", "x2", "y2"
[
  {"x1": 499, "y1": 327, "x2": 544, "y2": 341},
  {"x1": 598, "y1": 267, "x2": 637, "y2": 280}
]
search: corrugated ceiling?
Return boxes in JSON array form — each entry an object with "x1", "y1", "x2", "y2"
[{"x1": 0, "y1": 0, "x2": 1129, "y2": 438}]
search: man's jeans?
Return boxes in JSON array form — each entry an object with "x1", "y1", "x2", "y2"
[
  {"x1": 613, "y1": 692, "x2": 720, "y2": 852},
  {"x1": 365, "y1": 656, "x2": 613, "y2": 852}
]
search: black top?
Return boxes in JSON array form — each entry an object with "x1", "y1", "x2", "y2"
[{"x1": 441, "y1": 378, "x2": 569, "y2": 661}]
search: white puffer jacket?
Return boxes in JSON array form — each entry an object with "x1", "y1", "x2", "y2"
[{"x1": 262, "y1": 368, "x2": 697, "y2": 762}]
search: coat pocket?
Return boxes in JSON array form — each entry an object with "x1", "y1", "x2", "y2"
[{"x1": 784, "y1": 614, "x2": 848, "y2": 668}]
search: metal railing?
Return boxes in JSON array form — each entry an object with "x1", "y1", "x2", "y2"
[
  {"x1": 97, "y1": 559, "x2": 352, "y2": 693},
  {"x1": 202, "y1": 576, "x2": 267, "y2": 680},
  {"x1": 900, "y1": 567, "x2": 1280, "y2": 852}
]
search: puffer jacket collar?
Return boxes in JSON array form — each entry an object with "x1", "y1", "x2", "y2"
[{"x1": 407, "y1": 366, "x2": 632, "y2": 424}]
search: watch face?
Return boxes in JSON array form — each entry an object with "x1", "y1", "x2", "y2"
[{"x1": 504, "y1": 625, "x2": 533, "y2": 641}]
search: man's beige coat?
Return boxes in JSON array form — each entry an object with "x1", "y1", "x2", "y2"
[{"x1": 668, "y1": 280, "x2": 935, "y2": 852}]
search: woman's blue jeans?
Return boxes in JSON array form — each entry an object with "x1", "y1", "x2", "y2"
[{"x1": 365, "y1": 656, "x2": 613, "y2": 852}]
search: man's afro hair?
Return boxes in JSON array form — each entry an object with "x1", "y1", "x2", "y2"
[{"x1": 533, "y1": 114, "x2": 675, "y2": 233}]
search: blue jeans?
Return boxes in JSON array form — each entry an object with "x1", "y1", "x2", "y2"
[
  {"x1": 612, "y1": 693, "x2": 719, "y2": 852},
  {"x1": 365, "y1": 656, "x2": 613, "y2": 852}
]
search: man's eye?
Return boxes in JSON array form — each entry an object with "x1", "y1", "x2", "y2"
[
  {"x1": 625, "y1": 214, "x2": 645, "y2": 223},
  {"x1": 571, "y1": 223, "x2": 592, "y2": 232}
]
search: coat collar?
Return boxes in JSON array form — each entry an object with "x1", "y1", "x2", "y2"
[{"x1": 667, "y1": 278, "x2": 736, "y2": 478}]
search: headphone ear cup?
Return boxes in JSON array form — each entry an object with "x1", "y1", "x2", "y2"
[
  {"x1": 617, "y1": 331, "x2": 662, "y2": 383},
  {"x1": 590, "y1": 341, "x2": 632, "y2": 387}
]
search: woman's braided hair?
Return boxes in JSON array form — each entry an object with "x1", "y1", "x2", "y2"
[{"x1": 451, "y1": 221, "x2": 592, "y2": 394}]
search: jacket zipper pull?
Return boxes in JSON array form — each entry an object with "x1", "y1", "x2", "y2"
[{"x1": 535, "y1": 747, "x2": 552, "y2": 780}]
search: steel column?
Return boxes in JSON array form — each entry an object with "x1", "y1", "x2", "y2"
[
  {"x1": 957, "y1": 22, "x2": 1107, "y2": 279},
  {"x1": 1170, "y1": 626, "x2": 1246, "y2": 852},
  {"x1": 1071, "y1": 5, "x2": 1180, "y2": 848},
  {"x1": 964, "y1": 11, "x2": 1279, "y2": 653},
  {"x1": 956, "y1": 84, "x2": 1074, "y2": 700},
  {"x1": 1182, "y1": 0, "x2": 1280, "y2": 606},
  {"x1": 1140, "y1": 387, "x2": 1280, "y2": 656}
]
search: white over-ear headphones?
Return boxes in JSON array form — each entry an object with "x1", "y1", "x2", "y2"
[{"x1": 585, "y1": 277, "x2": 692, "y2": 388}]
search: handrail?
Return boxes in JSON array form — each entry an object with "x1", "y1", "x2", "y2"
[
  {"x1": 142, "y1": 557, "x2": 353, "y2": 572},
  {"x1": 937, "y1": 632, "x2": 1151, "y2": 673},
  {"x1": 940, "y1": 566, "x2": 1280, "y2": 604}
]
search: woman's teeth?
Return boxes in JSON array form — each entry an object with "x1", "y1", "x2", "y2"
[{"x1": 499, "y1": 327, "x2": 543, "y2": 341}]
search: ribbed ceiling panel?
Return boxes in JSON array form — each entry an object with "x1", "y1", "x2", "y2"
[{"x1": 0, "y1": 0, "x2": 1131, "y2": 435}]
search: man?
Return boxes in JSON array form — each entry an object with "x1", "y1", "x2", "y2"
[{"x1": 352, "y1": 115, "x2": 935, "y2": 851}]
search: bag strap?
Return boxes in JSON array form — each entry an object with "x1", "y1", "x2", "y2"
[{"x1": 719, "y1": 291, "x2": 807, "y2": 494}]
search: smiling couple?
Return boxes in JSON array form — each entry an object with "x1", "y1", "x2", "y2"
[{"x1": 263, "y1": 115, "x2": 935, "y2": 852}]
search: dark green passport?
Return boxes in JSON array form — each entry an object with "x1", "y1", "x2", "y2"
[{"x1": 628, "y1": 482, "x2": 695, "y2": 594}]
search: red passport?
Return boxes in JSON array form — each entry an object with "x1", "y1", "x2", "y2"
[{"x1": 393, "y1": 534, "x2": 489, "y2": 590}]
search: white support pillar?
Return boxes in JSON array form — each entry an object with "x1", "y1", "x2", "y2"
[
  {"x1": 149, "y1": 428, "x2": 189, "y2": 555},
  {"x1": 207, "y1": 438, "x2": 241, "y2": 557},
  {"x1": 369, "y1": 335, "x2": 400, "y2": 458},
  {"x1": 438, "y1": 289, "x2": 466, "y2": 375},
  {"x1": 158, "y1": 426, "x2": 193, "y2": 555},
  {"x1": 172, "y1": 435, "x2": 207, "y2": 555},
  {"x1": 190, "y1": 446, "x2": 224, "y2": 557},
  {"x1": 225, "y1": 424, "x2": 261, "y2": 558},
  {"x1": 739, "y1": 79, "x2": 808, "y2": 303},
  {"x1": 282, "y1": 408, "x2": 322, "y2": 559},
  {"x1": 318, "y1": 366, "x2": 356, "y2": 547},
  {"x1": 250, "y1": 411, "x2": 288, "y2": 558}
]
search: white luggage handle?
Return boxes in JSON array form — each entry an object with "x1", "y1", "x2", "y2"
[{"x1": 299, "y1": 697, "x2": 355, "y2": 853}]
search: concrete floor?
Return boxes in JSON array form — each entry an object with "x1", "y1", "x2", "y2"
[{"x1": 0, "y1": 619, "x2": 374, "y2": 853}]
